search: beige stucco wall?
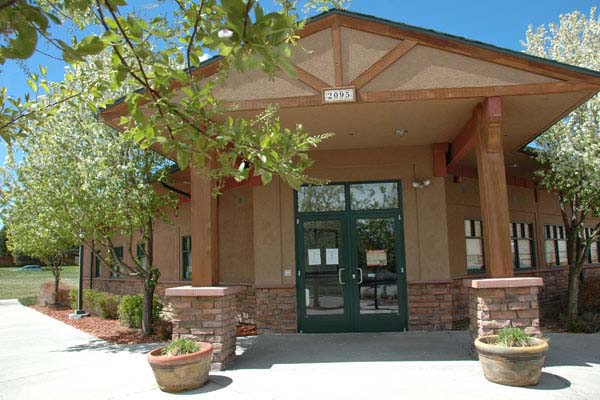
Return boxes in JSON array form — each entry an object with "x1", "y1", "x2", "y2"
[
  {"x1": 218, "y1": 185, "x2": 255, "y2": 284},
  {"x1": 446, "y1": 176, "x2": 600, "y2": 277},
  {"x1": 86, "y1": 151, "x2": 600, "y2": 289},
  {"x1": 249, "y1": 145, "x2": 452, "y2": 286}
]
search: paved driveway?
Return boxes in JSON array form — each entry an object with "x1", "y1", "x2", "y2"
[{"x1": 1, "y1": 299, "x2": 599, "y2": 400}]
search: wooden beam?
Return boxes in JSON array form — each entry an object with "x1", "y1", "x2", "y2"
[
  {"x1": 360, "y1": 81, "x2": 600, "y2": 104},
  {"x1": 351, "y1": 40, "x2": 417, "y2": 89},
  {"x1": 474, "y1": 96, "x2": 514, "y2": 278},
  {"x1": 295, "y1": 65, "x2": 330, "y2": 92},
  {"x1": 447, "y1": 164, "x2": 535, "y2": 189},
  {"x1": 190, "y1": 164, "x2": 219, "y2": 286},
  {"x1": 433, "y1": 143, "x2": 449, "y2": 177},
  {"x1": 448, "y1": 114, "x2": 477, "y2": 169},
  {"x1": 295, "y1": 13, "x2": 336, "y2": 37},
  {"x1": 332, "y1": 19, "x2": 343, "y2": 87},
  {"x1": 335, "y1": 14, "x2": 600, "y2": 84},
  {"x1": 222, "y1": 94, "x2": 322, "y2": 111},
  {"x1": 217, "y1": 81, "x2": 597, "y2": 112}
]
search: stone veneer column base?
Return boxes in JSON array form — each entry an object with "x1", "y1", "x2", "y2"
[
  {"x1": 165, "y1": 286, "x2": 241, "y2": 371},
  {"x1": 255, "y1": 287, "x2": 297, "y2": 334},
  {"x1": 466, "y1": 278, "x2": 543, "y2": 339}
]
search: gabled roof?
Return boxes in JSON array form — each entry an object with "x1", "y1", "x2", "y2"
[
  {"x1": 313, "y1": 9, "x2": 600, "y2": 80},
  {"x1": 99, "y1": 8, "x2": 600, "y2": 176},
  {"x1": 100, "y1": 8, "x2": 600, "y2": 117}
]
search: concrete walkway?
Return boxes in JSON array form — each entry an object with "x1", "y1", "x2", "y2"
[{"x1": 1, "y1": 300, "x2": 599, "y2": 400}]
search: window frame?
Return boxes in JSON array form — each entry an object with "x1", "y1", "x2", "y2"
[
  {"x1": 543, "y1": 224, "x2": 568, "y2": 267},
  {"x1": 182, "y1": 236, "x2": 192, "y2": 281},
  {"x1": 584, "y1": 227, "x2": 600, "y2": 264},
  {"x1": 511, "y1": 222, "x2": 536, "y2": 270},
  {"x1": 110, "y1": 246, "x2": 124, "y2": 278},
  {"x1": 93, "y1": 250, "x2": 101, "y2": 278},
  {"x1": 136, "y1": 242, "x2": 147, "y2": 269},
  {"x1": 296, "y1": 180, "x2": 402, "y2": 214},
  {"x1": 464, "y1": 218, "x2": 485, "y2": 274}
]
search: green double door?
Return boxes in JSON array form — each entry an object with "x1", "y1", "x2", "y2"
[{"x1": 295, "y1": 181, "x2": 408, "y2": 333}]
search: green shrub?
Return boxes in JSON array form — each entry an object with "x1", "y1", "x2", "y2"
[
  {"x1": 68, "y1": 288, "x2": 120, "y2": 319},
  {"x1": 69, "y1": 288, "x2": 78, "y2": 310},
  {"x1": 98, "y1": 294, "x2": 120, "y2": 319},
  {"x1": 497, "y1": 327, "x2": 530, "y2": 347},
  {"x1": 162, "y1": 339, "x2": 200, "y2": 356},
  {"x1": 119, "y1": 294, "x2": 162, "y2": 328}
]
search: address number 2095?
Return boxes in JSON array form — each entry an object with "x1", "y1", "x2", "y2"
[{"x1": 323, "y1": 87, "x2": 356, "y2": 103}]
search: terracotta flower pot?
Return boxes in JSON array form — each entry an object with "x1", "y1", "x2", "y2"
[
  {"x1": 474, "y1": 335, "x2": 548, "y2": 387},
  {"x1": 147, "y1": 342, "x2": 213, "y2": 393}
]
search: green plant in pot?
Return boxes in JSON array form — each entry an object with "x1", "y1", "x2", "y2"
[
  {"x1": 147, "y1": 338, "x2": 213, "y2": 393},
  {"x1": 474, "y1": 327, "x2": 548, "y2": 387}
]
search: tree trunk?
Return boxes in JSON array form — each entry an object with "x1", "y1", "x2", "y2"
[
  {"x1": 567, "y1": 266, "x2": 580, "y2": 319},
  {"x1": 142, "y1": 282, "x2": 155, "y2": 336},
  {"x1": 141, "y1": 218, "x2": 157, "y2": 336},
  {"x1": 53, "y1": 266, "x2": 61, "y2": 306}
]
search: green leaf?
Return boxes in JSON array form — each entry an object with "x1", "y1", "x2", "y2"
[{"x1": 75, "y1": 36, "x2": 106, "y2": 56}]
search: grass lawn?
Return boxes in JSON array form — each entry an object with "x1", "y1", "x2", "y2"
[{"x1": 0, "y1": 266, "x2": 79, "y2": 301}]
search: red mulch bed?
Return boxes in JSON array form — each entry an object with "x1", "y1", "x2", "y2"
[
  {"x1": 31, "y1": 305, "x2": 164, "y2": 344},
  {"x1": 31, "y1": 305, "x2": 258, "y2": 343}
]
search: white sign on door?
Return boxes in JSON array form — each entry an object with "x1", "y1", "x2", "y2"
[
  {"x1": 308, "y1": 249, "x2": 321, "y2": 265},
  {"x1": 325, "y1": 248, "x2": 339, "y2": 265}
]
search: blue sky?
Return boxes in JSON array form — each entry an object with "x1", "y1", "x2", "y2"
[{"x1": 1, "y1": 0, "x2": 598, "y2": 162}]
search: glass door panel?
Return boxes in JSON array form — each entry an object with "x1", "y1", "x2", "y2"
[
  {"x1": 297, "y1": 217, "x2": 352, "y2": 333},
  {"x1": 295, "y1": 181, "x2": 408, "y2": 333},
  {"x1": 354, "y1": 217, "x2": 399, "y2": 314},
  {"x1": 303, "y1": 220, "x2": 345, "y2": 315}
]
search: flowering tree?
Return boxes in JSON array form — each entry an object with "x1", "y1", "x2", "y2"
[
  {"x1": 1, "y1": 54, "x2": 178, "y2": 334},
  {"x1": 3, "y1": 182, "x2": 76, "y2": 305},
  {"x1": 523, "y1": 8, "x2": 600, "y2": 319},
  {"x1": 1, "y1": 1, "x2": 348, "y2": 332},
  {"x1": 1, "y1": 0, "x2": 344, "y2": 178}
]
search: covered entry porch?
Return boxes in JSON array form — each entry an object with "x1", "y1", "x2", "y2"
[{"x1": 98, "y1": 9, "x2": 600, "y2": 370}]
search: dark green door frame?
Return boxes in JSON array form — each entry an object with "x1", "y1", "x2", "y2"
[{"x1": 294, "y1": 180, "x2": 408, "y2": 333}]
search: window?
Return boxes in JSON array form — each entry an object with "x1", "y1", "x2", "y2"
[
  {"x1": 350, "y1": 182, "x2": 399, "y2": 210},
  {"x1": 110, "y1": 246, "x2": 124, "y2": 278},
  {"x1": 92, "y1": 250, "x2": 101, "y2": 278},
  {"x1": 511, "y1": 223, "x2": 535, "y2": 270},
  {"x1": 585, "y1": 227, "x2": 600, "y2": 264},
  {"x1": 182, "y1": 236, "x2": 192, "y2": 281},
  {"x1": 464, "y1": 219, "x2": 484, "y2": 272},
  {"x1": 544, "y1": 225, "x2": 568, "y2": 266},
  {"x1": 297, "y1": 182, "x2": 402, "y2": 213},
  {"x1": 136, "y1": 243, "x2": 147, "y2": 269},
  {"x1": 297, "y1": 185, "x2": 346, "y2": 212}
]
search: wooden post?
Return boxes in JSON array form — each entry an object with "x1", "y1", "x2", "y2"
[
  {"x1": 190, "y1": 165, "x2": 219, "y2": 286},
  {"x1": 433, "y1": 143, "x2": 449, "y2": 177},
  {"x1": 474, "y1": 97, "x2": 514, "y2": 278}
]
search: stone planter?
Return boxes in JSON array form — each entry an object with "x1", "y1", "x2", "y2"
[
  {"x1": 147, "y1": 342, "x2": 213, "y2": 393},
  {"x1": 474, "y1": 335, "x2": 548, "y2": 387}
]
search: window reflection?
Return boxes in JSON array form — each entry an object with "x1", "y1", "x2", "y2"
[
  {"x1": 350, "y1": 182, "x2": 398, "y2": 210},
  {"x1": 303, "y1": 220, "x2": 344, "y2": 315},
  {"x1": 298, "y1": 185, "x2": 345, "y2": 212},
  {"x1": 356, "y1": 218, "x2": 398, "y2": 314}
]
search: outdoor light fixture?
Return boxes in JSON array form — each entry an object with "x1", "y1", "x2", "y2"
[
  {"x1": 412, "y1": 179, "x2": 431, "y2": 189},
  {"x1": 394, "y1": 128, "x2": 408, "y2": 137}
]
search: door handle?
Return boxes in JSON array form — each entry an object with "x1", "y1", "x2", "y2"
[
  {"x1": 338, "y1": 268, "x2": 345, "y2": 285},
  {"x1": 357, "y1": 268, "x2": 363, "y2": 284}
]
